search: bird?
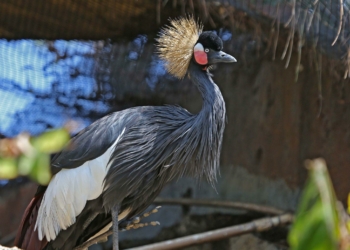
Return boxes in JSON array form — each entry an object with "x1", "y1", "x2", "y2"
[{"x1": 14, "y1": 16, "x2": 236, "y2": 250}]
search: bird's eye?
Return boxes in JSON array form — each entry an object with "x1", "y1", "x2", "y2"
[{"x1": 205, "y1": 48, "x2": 209, "y2": 53}]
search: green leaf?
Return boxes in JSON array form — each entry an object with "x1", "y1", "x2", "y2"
[
  {"x1": 31, "y1": 128, "x2": 70, "y2": 153},
  {"x1": 29, "y1": 152, "x2": 51, "y2": 185},
  {"x1": 288, "y1": 158, "x2": 340, "y2": 250},
  {"x1": 18, "y1": 154, "x2": 37, "y2": 175},
  {"x1": 0, "y1": 157, "x2": 18, "y2": 179}
]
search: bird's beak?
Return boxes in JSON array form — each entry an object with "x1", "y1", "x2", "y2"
[{"x1": 208, "y1": 51, "x2": 237, "y2": 64}]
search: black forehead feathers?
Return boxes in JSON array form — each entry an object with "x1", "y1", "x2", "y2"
[{"x1": 197, "y1": 31, "x2": 223, "y2": 51}]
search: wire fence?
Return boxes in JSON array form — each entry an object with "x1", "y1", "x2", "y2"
[{"x1": 0, "y1": 0, "x2": 348, "y2": 137}]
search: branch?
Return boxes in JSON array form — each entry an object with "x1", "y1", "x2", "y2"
[
  {"x1": 125, "y1": 213, "x2": 294, "y2": 250},
  {"x1": 74, "y1": 221, "x2": 160, "y2": 250},
  {"x1": 153, "y1": 198, "x2": 285, "y2": 215},
  {"x1": 74, "y1": 207, "x2": 161, "y2": 250},
  {"x1": 74, "y1": 198, "x2": 285, "y2": 249},
  {"x1": 0, "y1": 246, "x2": 21, "y2": 250}
]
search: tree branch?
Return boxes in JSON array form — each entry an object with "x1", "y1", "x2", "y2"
[
  {"x1": 74, "y1": 198, "x2": 287, "y2": 249},
  {"x1": 125, "y1": 213, "x2": 294, "y2": 250},
  {"x1": 0, "y1": 246, "x2": 21, "y2": 250},
  {"x1": 74, "y1": 207, "x2": 161, "y2": 250},
  {"x1": 153, "y1": 198, "x2": 285, "y2": 215}
]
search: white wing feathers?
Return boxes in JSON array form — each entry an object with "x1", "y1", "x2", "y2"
[{"x1": 35, "y1": 128, "x2": 125, "y2": 241}]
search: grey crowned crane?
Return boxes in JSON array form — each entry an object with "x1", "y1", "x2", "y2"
[{"x1": 14, "y1": 16, "x2": 236, "y2": 250}]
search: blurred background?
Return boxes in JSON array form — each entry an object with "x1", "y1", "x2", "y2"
[{"x1": 0, "y1": 0, "x2": 350, "y2": 249}]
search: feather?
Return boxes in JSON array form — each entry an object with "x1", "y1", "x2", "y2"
[
  {"x1": 156, "y1": 16, "x2": 202, "y2": 79},
  {"x1": 35, "y1": 128, "x2": 125, "y2": 241},
  {"x1": 16, "y1": 18, "x2": 231, "y2": 250}
]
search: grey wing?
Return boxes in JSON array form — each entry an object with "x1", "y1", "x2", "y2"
[{"x1": 50, "y1": 110, "x2": 133, "y2": 174}]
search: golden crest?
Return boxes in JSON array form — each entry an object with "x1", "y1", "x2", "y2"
[{"x1": 156, "y1": 16, "x2": 203, "y2": 79}]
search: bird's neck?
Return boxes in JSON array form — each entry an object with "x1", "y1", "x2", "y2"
[
  {"x1": 187, "y1": 63, "x2": 226, "y2": 186},
  {"x1": 188, "y1": 63, "x2": 226, "y2": 118}
]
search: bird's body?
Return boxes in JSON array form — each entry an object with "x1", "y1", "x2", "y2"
[{"x1": 14, "y1": 17, "x2": 235, "y2": 250}]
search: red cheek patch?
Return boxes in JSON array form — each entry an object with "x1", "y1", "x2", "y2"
[{"x1": 194, "y1": 51, "x2": 208, "y2": 65}]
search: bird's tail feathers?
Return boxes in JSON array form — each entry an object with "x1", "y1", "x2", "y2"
[{"x1": 14, "y1": 192, "x2": 48, "y2": 250}]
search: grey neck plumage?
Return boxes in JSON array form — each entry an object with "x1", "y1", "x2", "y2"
[{"x1": 185, "y1": 63, "x2": 226, "y2": 186}]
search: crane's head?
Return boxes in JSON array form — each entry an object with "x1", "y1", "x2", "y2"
[
  {"x1": 157, "y1": 16, "x2": 236, "y2": 79},
  {"x1": 194, "y1": 31, "x2": 236, "y2": 66}
]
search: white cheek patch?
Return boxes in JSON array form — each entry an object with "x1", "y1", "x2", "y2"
[
  {"x1": 194, "y1": 43, "x2": 204, "y2": 52},
  {"x1": 193, "y1": 43, "x2": 208, "y2": 65}
]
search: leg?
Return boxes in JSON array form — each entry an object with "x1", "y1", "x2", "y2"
[{"x1": 111, "y1": 205, "x2": 119, "y2": 250}]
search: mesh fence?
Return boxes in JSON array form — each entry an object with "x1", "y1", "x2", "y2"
[
  {"x1": 228, "y1": 0, "x2": 350, "y2": 59},
  {"x1": 0, "y1": 0, "x2": 349, "y2": 138}
]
